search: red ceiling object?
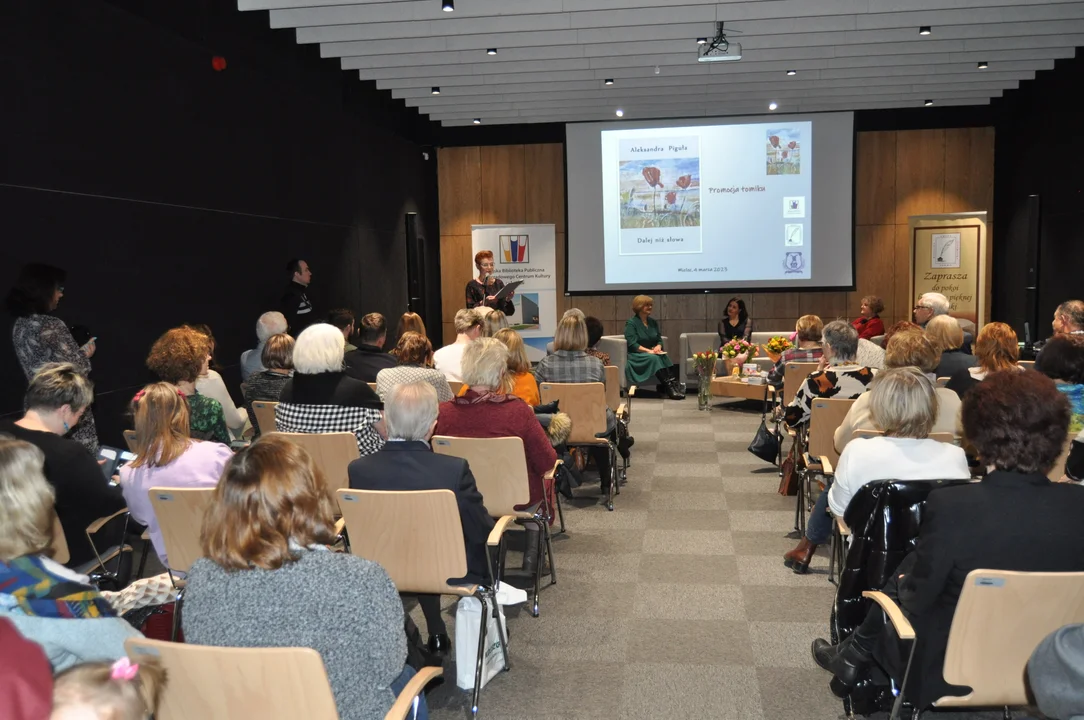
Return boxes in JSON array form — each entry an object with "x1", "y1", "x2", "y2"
[{"x1": 211, "y1": 56, "x2": 227, "y2": 71}]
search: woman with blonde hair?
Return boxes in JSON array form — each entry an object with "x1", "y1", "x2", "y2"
[
  {"x1": 376, "y1": 331, "x2": 453, "y2": 402},
  {"x1": 483, "y1": 310, "x2": 508, "y2": 338},
  {"x1": 119, "y1": 383, "x2": 231, "y2": 567},
  {"x1": 182, "y1": 435, "x2": 422, "y2": 720},
  {"x1": 395, "y1": 311, "x2": 427, "y2": 341},
  {"x1": 624, "y1": 295, "x2": 683, "y2": 399},
  {"x1": 945, "y1": 321, "x2": 1021, "y2": 399},
  {"x1": 494, "y1": 328, "x2": 540, "y2": 405},
  {"x1": 926, "y1": 314, "x2": 978, "y2": 379},
  {"x1": 52, "y1": 658, "x2": 165, "y2": 720},
  {"x1": 0, "y1": 437, "x2": 141, "y2": 670},
  {"x1": 242, "y1": 333, "x2": 294, "y2": 434},
  {"x1": 145, "y1": 327, "x2": 230, "y2": 444}
]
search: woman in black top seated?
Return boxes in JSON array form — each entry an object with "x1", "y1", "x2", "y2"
[
  {"x1": 811, "y1": 370, "x2": 1084, "y2": 709},
  {"x1": 242, "y1": 333, "x2": 294, "y2": 436},
  {"x1": 465, "y1": 250, "x2": 514, "y2": 316},
  {"x1": 718, "y1": 296, "x2": 752, "y2": 346}
]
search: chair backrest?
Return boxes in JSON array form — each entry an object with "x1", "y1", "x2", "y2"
[
  {"x1": 938, "y1": 570, "x2": 1084, "y2": 708},
  {"x1": 935, "y1": 376, "x2": 950, "y2": 388},
  {"x1": 268, "y1": 432, "x2": 360, "y2": 492},
  {"x1": 367, "y1": 382, "x2": 378, "y2": 393},
  {"x1": 448, "y1": 381, "x2": 464, "y2": 396},
  {"x1": 51, "y1": 511, "x2": 70, "y2": 565},
  {"x1": 431, "y1": 435, "x2": 529, "y2": 516},
  {"x1": 123, "y1": 429, "x2": 137, "y2": 452},
  {"x1": 125, "y1": 638, "x2": 339, "y2": 720},
  {"x1": 808, "y1": 398, "x2": 856, "y2": 467},
  {"x1": 782, "y1": 362, "x2": 820, "y2": 406},
  {"x1": 336, "y1": 489, "x2": 468, "y2": 594},
  {"x1": 603, "y1": 366, "x2": 621, "y2": 411},
  {"x1": 252, "y1": 401, "x2": 279, "y2": 435},
  {"x1": 849, "y1": 429, "x2": 956, "y2": 444},
  {"x1": 538, "y1": 382, "x2": 608, "y2": 442},
  {"x1": 1018, "y1": 360, "x2": 1036, "y2": 371},
  {"x1": 869, "y1": 334, "x2": 886, "y2": 348},
  {"x1": 148, "y1": 487, "x2": 216, "y2": 574}
]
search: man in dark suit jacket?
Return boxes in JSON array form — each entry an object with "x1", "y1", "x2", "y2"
[
  {"x1": 813, "y1": 370, "x2": 1084, "y2": 709},
  {"x1": 343, "y1": 312, "x2": 397, "y2": 383},
  {"x1": 348, "y1": 380, "x2": 493, "y2": 655}
]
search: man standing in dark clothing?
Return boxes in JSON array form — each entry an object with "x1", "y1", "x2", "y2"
[
  {"x1": 279, "y1": 259, "x2": 313, "y2": 334},
  {"x1": 344, "y1": 312, "x2": 397, "y2": 382}
]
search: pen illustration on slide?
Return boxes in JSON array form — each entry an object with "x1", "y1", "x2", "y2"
[
  {"x1": 766, "y1": 128, "x2": 801, "y2": 175},
  {"x1": 618, "y1": 157, "x2": 700, "y2": 229},
  {"x1": 499, "y1": 234, "x2": 529, "y2": 264}
]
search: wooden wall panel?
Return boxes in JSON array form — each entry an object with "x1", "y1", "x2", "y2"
[
  {"x1": 944, "y1": 127, "x2": 995, "y2": 215},
  {"x1": 856, "y1": 131, "x2": 897, "y2": 226},
  {"x1": 895, "y1": 129, "x2": 946, "y2": 223},
  {"x1": 893, "y1": 223, "x2": 913, "y2": 326},
  {"x1": 524, "y1": 143, "x2": 566, "y2": 233},
  {"x1": 437, "y1": 146, "x2": 480, "y2": 236},
  {"x1": 439, "y1": 235, "x2": 472, "y2": 323},
  {"x1": 853, "y1": 224, "x2": 898, "y2": 322},
  {"x1": 480, "y1": 145, "x2": 526, "y2": 225}
]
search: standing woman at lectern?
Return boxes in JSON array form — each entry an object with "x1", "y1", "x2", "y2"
[{"x1": 465, "y1": 250, "x2": 515, "y2": 316}]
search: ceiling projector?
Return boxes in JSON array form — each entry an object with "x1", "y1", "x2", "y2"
[{"x1": 697, "y1": 22, "x2": 742, "y2": 62}]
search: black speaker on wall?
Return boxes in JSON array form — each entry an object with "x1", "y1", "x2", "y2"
[
  {"x1": 1023, "y1": 194, "x2": 1041, "y2": 349},
  {"x1": 404, "y1": 212, "x2": 427, "y2": 323}
]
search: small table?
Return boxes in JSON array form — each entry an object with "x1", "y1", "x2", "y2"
[{"x1": 711, "y1": 376, "x2": 776, "y2": 402}]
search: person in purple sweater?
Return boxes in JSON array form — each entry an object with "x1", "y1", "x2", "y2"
[{"x1": 119, "y1": 383, "x2": 232, "y2": 567}]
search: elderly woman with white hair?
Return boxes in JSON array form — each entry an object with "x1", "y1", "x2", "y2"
[
  {"x1": 783, "y1": 320, "x2": 875, "y2": 428},
  {"x1": 783, "y1": 367, "x2": 971, "y2": 574},
  {"x1": 241, "y1": 311, "x2": 288, "y2": 381},
  {"x1": 276, "y1": 323, "x2": 384, "y2": 455}
]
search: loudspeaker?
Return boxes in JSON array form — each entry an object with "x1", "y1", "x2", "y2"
[
  {"x1": 404, "y1": 212, "x2": 426, "y2": 322},
  {"x1": 1023, "y1": 194, "x2": 1041, "y2": 348}
]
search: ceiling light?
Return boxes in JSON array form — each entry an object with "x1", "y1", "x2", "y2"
[
  {"x1": 977, "y1": 61, "x2": 988, "y2": 69},
  {"x1": 615, "y1": 109, "x2": 624, "y2": 117},
  {"x1": 487, "y1": 48, "x2": 497, "y2": 55},
  {"x1": 924, "y1": 99, "x2": 934, "y2": 106},
  {"x1": 768, "y1": 102, "x2": 778, "y2": 111},
  {"x1": 604, "y1": 78, "x2": 614, "y2": 86},
  {"x1": 431, "y1": 87, "x2": 440, "y2": 94},
  {"x1": 442, "y1": 0, "x2": 454, "y2": 11},
  {"x1": 918, "y1": 26, "x2": 931, "y2": 35},
  {"x1": 696, "y1": 37, "x2": 707, "y2": 44},
  {"x1": 473, "y1": 118, "x2": 481, "y2": 124},
  {"x1": 785, "y1": 69, "x2": 796, "y2": 76}
]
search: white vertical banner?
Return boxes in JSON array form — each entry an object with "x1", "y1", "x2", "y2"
[{"x1": 471, "y1": 224, "x2": 557, "y2": 361}]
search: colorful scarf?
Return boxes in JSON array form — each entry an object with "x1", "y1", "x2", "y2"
[
  {"x1": 0, "y1": 555, "x2": 115, "y2": 619},
  {"x1": 451, "y1": 390, "x2": 516, "y2": 406},
  {"x1": 1057, "y1": 383, "x2": 1084, "y2": 436}
]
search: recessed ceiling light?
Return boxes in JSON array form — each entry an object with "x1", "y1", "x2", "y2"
[
  {"x1": 918, "y1": 26, "x2": 931, "y2": 35},
  {"x1": 442, "y1": 0, "x2": 454, "y2": 11},
  {"x1": 785, "y1": 69, "x2": 796, "y2": 76},
  {"x1": 487, "y1": 48, "x2": 497, "y2": 56},
  {"x1": 604, "y1": 78, "x2": 614, "y2": 86},
  {"x1": 924, "y1": 99, "x2": 934, "y2": 106},
  {"x1": 431, "y1": 87, "x2": 440, "y2": 94},
  {"x1": 696, "y1": 37, "x2": 707, "y2": 45},
  {"x1": 615, "y1": 109, "x2": 624, "y2": 117},
  {"x1": 768, "y1": 102, "x2": 778, "y2": 110},
  {"x1": 977, "y1": 61, "x2": 988, "y2": 69},
  {"x1": 473, "y1": 118, "x2": 481, "y2": 124}
]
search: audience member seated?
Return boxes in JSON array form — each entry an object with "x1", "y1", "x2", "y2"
[
  {"x1": 784, "y1": 321, "x2": 873, "y2": 428},
  {"x1": 119, "y1": 383, "x2": 231, "y2": 567},
  {"x1": 882, "y1": 320, "x2": 921, "y2": 348},
  {"x1": 396, "y1": 310, "x2": 427, "y2": 341},
  {"x1": 1051, "y1": 299, "x2": 1084, "y2": 337},
  {"x1": 0, "y1": 364, "x2": 124, "y2": 568},
  {"x1": 1036, "y1": 334, "x2": 1084, "y2": 436},
  {"x1": 52, "y1": 658, "x2": 165, "y2": 720},
  {"x1": 494, "y1": 328, "x2": 540, "y2": 405},
  {"x1": 376, "y1": 332, "x2": 453, "y2": 403},
  {"x1": 434, "y1": 308, "x2": 484, "y2": 383},
  {"x1": 811, "y1": 370, "x2": 1084, "y2": 709},
  {"x1": 241, "y1": 311, "x2": 287, "y2": 382},
  {"x1": 925, "y1": 314, "x2": 977, "y2": 378},
  {"x1": 584, "y1": 316, "x2": 611, "y2": 365},
  {"x1": 277, "y1": 324, "x2": 383, "y2": 456},
  {"x1": 242, "y1": 333, "x2": 294, "y2": 434},
  {"x1": 625, "y1": 295, "x2": 684, "y2": 400},
  {"x1": 435, "y1": 339, "x2": 558, "y2": 572},
  {"x1": 834, "y1": 330, "x2": 961, "y2": 452},
  {"x1": 768, "y1": 315, "x2": 824, "y2": 387},
  {"x1": 326, "y1": 308, "x2": 357, "y2": 352},
  {"x1": 0, "y1": 437, "x2": 141, "y2": 671},
  {"x1": 348, "y1": 382, "x2": 493, "y2": 658},
  {"x1": 718, "y1": 296, "x2": 752, "y2": 345},
  {"x1": 482, "y1": 310, "x2": 507, "y2": 338},
  {"x1": 188, "y1": 324, "x2": 249, "y2": 441},
  {"x1": 183, "y1": 435, "x2": 423, "y2": 720},
  {"x1": 784, "y1": 367, "x2": 969, "y2": 574},
  {"x1": 6, "y1": 263, "x2": 99, "y2": 453},
  {"x1": 911, "y1": 291, "x2": 951, "y2": 329},
  {"x1": 945, "y1": 321, "x2": 1021, "y2": 399},
  {"x1": 146, "y1": 327, "x2": 230, "y2": 444},
  {"x1": 344, "y1": 313, "x2": 397, "y2": 383},
  {"x1": 851, "y1": 295, "x2": 885, "y2": 341}
]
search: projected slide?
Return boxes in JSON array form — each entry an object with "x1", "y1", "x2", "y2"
[{"x1": 601, "y1": 121, "x2": 813, "y2": 285}]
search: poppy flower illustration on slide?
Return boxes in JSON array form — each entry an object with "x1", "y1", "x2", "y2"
[
  {"x1": 676, "y1": 175, "x2": 692, "y2": 189},
  {"x1": 769, "y1": 135, "x2": 781, "y2": 148},
  {"x1": 766, "y1": 128, "x2": 801, "y2": 175},
  {"x1": 665, "y1": 191, "x2": 677, "y2": 205},
  {"x1": 788, "y1": 141, "x2": 797, "y2": 150},
  {"x1": 642, "y1": 167, "x2": 662, "y2": 187}
]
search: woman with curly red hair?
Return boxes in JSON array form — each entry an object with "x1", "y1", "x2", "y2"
[{"x1": 145, "y1": 327, "x2": 230, "y2": 444}]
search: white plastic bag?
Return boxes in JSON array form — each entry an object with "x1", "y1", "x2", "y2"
[{"x1": 454, "y1": 595, "x2": 508, "y2": 690}]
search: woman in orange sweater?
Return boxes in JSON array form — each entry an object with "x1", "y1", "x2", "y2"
[{"x1": 494, "y1": 328, "x2": 540, "y2": 405}]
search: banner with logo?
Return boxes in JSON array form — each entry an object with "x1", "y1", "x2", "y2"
[{"x1": 471, "y1": 224, "x2": 557, "y2": 361}]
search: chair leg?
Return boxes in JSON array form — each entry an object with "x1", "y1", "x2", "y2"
[
  {"x1": 489, "y1": 589, "x2": 510, "y2": 671},
  {"x1": 554, "y1": 492, "x2": 566, "y2": 535},
  {"x1": 530, "y1": 517, "x2": 544, "y2": 617},
  {"x1": 543, "y1": 517, "x2": 557, "y2": 587},
  {"x1": 136, "y1": 540, "x2": 149, "y2": 580},
  {"x1": 889, "y1": 640, "x2": 919, "y2": 720}
]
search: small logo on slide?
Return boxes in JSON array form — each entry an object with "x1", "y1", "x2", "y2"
[
  {"x1": 784, "y1": 252, "x2": 805, "y2": 274},
  {"x1": 499, "y1": 235, "x2": 529, "y2": 264}
]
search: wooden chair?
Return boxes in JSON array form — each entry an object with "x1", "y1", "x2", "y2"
[
  {"x1": 148, "y1": 487, "x2": 216, "y2": 639},
  {"x1": 367, "y1": 382, "x2": 379, "y2": 393},
  {"x1": 251, "y1": 400, "x2": 278, "y2": 435},
  {"x1": 432, "y1": 435, "x2": 560, "y2": 617},
  {"x1": 782, "y1": 361, "x2": 820, "y2": 407},
  {"x1": 935, "y1": 376, "x2": 950, "y2": 388},
  {"x1": 604, "y1": 365, "x2": 631, "y2": 479},
  {"x1": 799, "y1": 398, "x2": 855, "y2": 549},
  {"x1": 123, "y1": 429, "x2": 137, "y2": 452},
  {"x1": 865, "y1": 569, "x2": 1084, "y2": 719},
  {"x1": 336, "y1": 489, "x2": 509, "y2": 717},
  {"x1": 267, "y1": 432, "x2": 359, "y2": 492},
  {"x1": 125, "y1": 638, "x2": 441, "y2": 720},
  {"x1": 50, "y1": 509, "x2": 134, "y2": 589},
  {"x1": 539, "y1": 382, "x2": 618, "y2": 511}
]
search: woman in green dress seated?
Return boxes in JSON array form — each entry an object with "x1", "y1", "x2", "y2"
[{"x1": 624, "y1": 295, "x2": 685, "y2": 400}]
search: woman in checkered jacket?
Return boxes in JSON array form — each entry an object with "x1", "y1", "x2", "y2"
[{"x1": 276, "y1": 323, "x2": 385, "y2": 456}]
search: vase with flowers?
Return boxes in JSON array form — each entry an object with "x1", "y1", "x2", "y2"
[
  {"x1": 692, "y1": 350, "x2": 718, "y2": 410},
  {"x1": 764, "y1": 336, "x2": 793, "y2": 364},
  {"x1": 719, "y1": 338, "x2": 758, "y2": 376}
]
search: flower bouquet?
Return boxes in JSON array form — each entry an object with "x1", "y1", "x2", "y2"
[
  {"x1": 692, "y1": 351, "x2": 718, "y2": 410},
  {"x1": 764, "y1": 336, "x2": 793, "y2": 363},
  {"x1": 720, "y1": 338, "x2": 758, "y2": 378}
]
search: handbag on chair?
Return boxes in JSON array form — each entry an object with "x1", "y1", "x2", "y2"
[{"x1": 747, "y1": 385, "x2": 781, "y2": 464}]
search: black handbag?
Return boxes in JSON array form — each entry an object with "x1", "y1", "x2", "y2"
[{"x1": 747, "y1": 385, "x2": 781, "y2": 464}]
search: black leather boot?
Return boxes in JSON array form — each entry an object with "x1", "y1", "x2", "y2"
[{"x1": 810, "y1": 636, "x2": 873, "y2": 696}]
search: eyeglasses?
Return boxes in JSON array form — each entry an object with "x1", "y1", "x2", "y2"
[{"x1": 913, "y1": 304, "x2": 932, "y2": 311}]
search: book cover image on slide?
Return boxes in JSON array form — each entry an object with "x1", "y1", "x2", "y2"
[
  {"x1": 619, "y1": 157, "x2": 700, "y2": 229},
  {"x1": 766, "y1": 128, "x2": 801, "y2": 175}
]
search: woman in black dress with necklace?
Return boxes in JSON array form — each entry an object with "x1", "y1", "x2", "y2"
[
  {"x1": 465, "y1": 250, "x2": 515, "y2": 316},
  {"x1": 718, "y1": 297, "x2": 752, "y2": 346}
]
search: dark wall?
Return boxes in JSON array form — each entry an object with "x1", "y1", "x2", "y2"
[{"x1": 0, "y1": 0, "x2": 440, "y2": 445}]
